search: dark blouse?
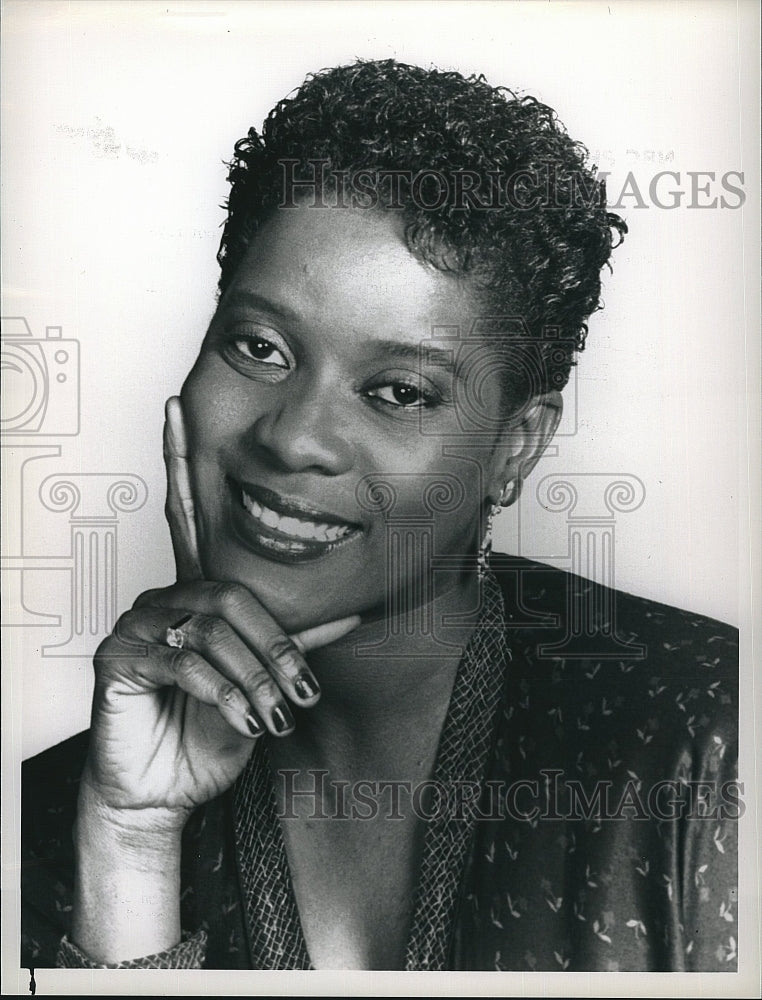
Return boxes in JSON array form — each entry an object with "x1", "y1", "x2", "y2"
[{"x1": 21, "y1": 556, "x2": 739, "y2": 971}]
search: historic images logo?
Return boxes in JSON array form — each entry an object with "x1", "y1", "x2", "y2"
[{"x1": 1, "y1": 316, "x2": 147, "y2": 656}]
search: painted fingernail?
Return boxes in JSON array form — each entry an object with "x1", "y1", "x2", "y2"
[
  {"x1": 246, "y1": 712, "x2": 264, "y2": 737},
  {"x1": 272, "y1": 704, "x2": 295, "y2": 734},
  {"x1": 294, "y1": 672, "x2": 320, "y2": 700}
]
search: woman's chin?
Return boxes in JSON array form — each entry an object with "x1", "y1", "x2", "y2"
[{"x1": 199, "y1": 544, "x2": 361, "y2": 634}]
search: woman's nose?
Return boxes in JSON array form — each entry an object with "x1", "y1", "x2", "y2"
[{"x1": 246, "y1": 380, "x2": 354, "y2": 476}]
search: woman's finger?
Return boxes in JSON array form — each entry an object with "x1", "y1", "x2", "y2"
[
  {"x1": 118, "y1": 606, "x2": 301, "y2": 737},
  {"x1": 95, "y1": 629, "x2": 264, "y2": 742},
  {"x1": 134, "y1": 582, "x2": 360, "y2": 705},
  {"x1": 291, "y1": 614, "x2": 363, "y2": 653},
  {"x1": 163, "y1": 395, "x2": 203, "y2": 583}
]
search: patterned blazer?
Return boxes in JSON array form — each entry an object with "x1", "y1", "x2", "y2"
[{"x1": 22, "y1": 556, "x2": 739, "y2": 971}]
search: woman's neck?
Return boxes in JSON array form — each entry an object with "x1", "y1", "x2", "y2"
[{"x1": 285, "y1": 569, "x2": 481, "y2": 770}]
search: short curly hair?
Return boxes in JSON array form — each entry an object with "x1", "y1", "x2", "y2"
[{"x1": 217, "y1": 59, "x2": 626, "y2": 403}]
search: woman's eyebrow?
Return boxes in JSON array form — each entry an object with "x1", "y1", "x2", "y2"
[
  {"x1": 372, "y1": 340, "x2": 459, "y2": 376},
  {"x1": 219, "y1": 295, "x2": 462, "y2": 376},
  {"x1": 223, "y1": 290, "x2": 299, "y2": 322}
]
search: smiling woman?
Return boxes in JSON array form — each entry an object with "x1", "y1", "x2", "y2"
[
  {"x1": 21, "y1": 58, "x2": 738, "y2": 973},
  {"x1": 182, "y1": 204, "x2": 555, "y2": 631}
]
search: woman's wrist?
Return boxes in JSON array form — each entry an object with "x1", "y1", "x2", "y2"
[
  {"x1": 71, "y1": 779, "x2": 187, "y2": 965},
  {"x1": 76, "y1": 771, "x2": 191, "y2": 858}
]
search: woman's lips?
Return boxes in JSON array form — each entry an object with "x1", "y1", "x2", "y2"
[
  {"x1": 227, "y1": 478, "x2": 362, "y2": 563},
  {"x1": 242, "y1": 489, "x2": 353, "y2": 542},
  {"x1": 238, "y1": 479, "x2": 361, "y2": 526}
]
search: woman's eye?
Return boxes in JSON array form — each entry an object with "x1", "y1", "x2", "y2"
[
  {"x1": 367, "y1": 383, "x2": 434, "y2": 408},
  {"x1": 232, "y1": 335, "x2": 290, "y2": 369}
]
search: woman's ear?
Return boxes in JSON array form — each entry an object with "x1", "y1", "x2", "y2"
[{"x1": 487, "y1": 390, "x2": 563, "y2": 504}]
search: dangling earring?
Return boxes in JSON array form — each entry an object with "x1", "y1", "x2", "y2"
[
  {"x1": 477, "y1": 480, "x2": 519, "y2": 582},
  {"x1": 477, "y1": 499, "x2": 502, "y2": 582}
]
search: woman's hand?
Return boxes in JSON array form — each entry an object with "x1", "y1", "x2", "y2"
[
  {"x1": 81, "y1": 396, "x2": 359, "y2": 819},
  {"x1": 70, "y1": 396, "x2": 358, "y2": 964}
]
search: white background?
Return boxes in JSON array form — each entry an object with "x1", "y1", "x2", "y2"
[
  {"x1": 1, "y1": 1, "x2": 758, "y2": 769},
  {"x1": 2, "y1": 2, "x2": 760, "y2": 996}
]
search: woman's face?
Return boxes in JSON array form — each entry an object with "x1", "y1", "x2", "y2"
[{"x1": 182, "y1": 204, "x2": 518, "y2": 632}]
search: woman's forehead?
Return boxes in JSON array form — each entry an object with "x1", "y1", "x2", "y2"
[{"x1": 224, "y1": 204, "x2": 482, "y2": 341}]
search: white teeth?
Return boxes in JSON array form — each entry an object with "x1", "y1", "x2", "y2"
[
  {"x1": 280, "y1": 515, "x2": 302, "y2": 536},
  {"x1": 260, "y1": 507, "x2": 280, "y2": 529},
  {"x1": 241, "y1": 490, "x2": 353, "y2": 543}
]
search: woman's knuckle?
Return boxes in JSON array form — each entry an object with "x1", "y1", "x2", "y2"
[
  {"x1": 265, "y1": 634, "x2": 299, "y2": 667},
  {"x1": 210, "y1": 580, "x2": 248, "y2": 613},
  {"x1": 196, "y1": 614, "x2": 228, "y2": 646},
  {"x1": 114, "y1": 608, "x2": 136, "y2": 634},
  {"x1": 93, "y1": 635, "x2": 114, "y2": 666},
  {"x1": 111, "y1": 609, "x2": 142, "y2": 648},
  {"x1": 249, "y1": 673, "x2": 276, "y2": 701},
  {"x1": 173, "y1": 649, "x2": 201, "y2": 679},
  {"x1": 133, "y1": 587, "x2": 161, "y2": 609},
  {"x1": 217, "y1": 682, "x2": 240, "y2": 707}
]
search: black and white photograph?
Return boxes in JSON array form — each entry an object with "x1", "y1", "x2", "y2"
[{"x1": 2, "y1": 1, "x2": 760, "y2": 994}]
